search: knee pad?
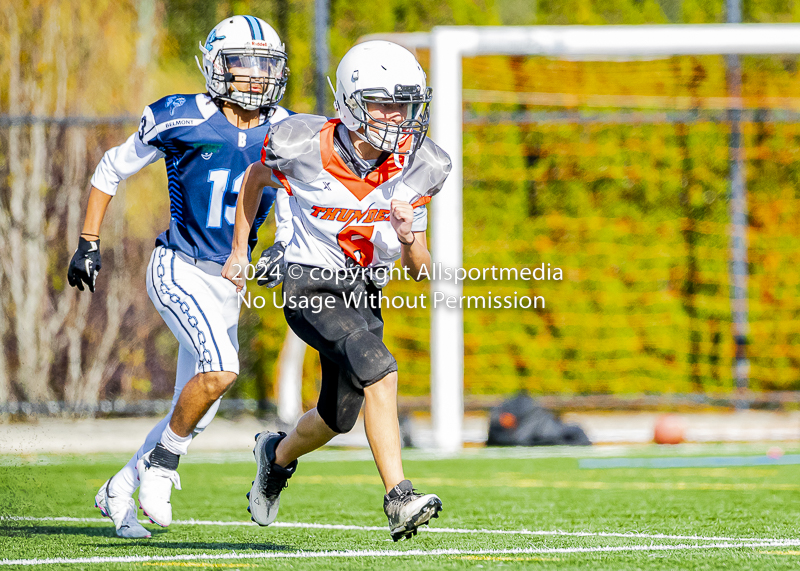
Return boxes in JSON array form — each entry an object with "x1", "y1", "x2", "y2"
[
  {"x1": 341, "y1": 329, "x2": 397, "y2": 389},
  {"x1": 328, "y1": 388, "x2": 364, "y2": 433},
  {"x1": 317, "y1": 364, "x2": 365, "y2": 434},
  {"x1": 317, "y1": 355, "x2": 364, "y2": 433}
]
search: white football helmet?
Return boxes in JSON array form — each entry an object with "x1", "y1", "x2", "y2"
[
  {"x1": 331, "y1": 41, "x2": 432, "y2": 157},
  {"x1": 196, "y1": 15, "x2": 288, "y2": 111}
]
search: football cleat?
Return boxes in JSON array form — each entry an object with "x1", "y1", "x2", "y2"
[
  {"x1": 136, "y1": 450, "x2": 181, "y2": 528},
  {"x1": 94, "y1": 480, "x2": 152, "y2": 539},
  {"x1": 383, "y1": 479, "x2": 442, "y2": 541},
  {"x1": 248, "y1": 431, "x2": 297, "y2": 526}
]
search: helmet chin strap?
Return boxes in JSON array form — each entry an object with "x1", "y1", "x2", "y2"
[
  {"x1": 354, "y1": 124, "x2": 410, "y2": 170},
  {"x1": 228, "y1": 78, "x2": 282, "y2": 112},
  {"x1": 195, "y1": 55, "x2": 206, "y2": 77},
  {"x1": 227, "y1": 84, "x2": 260, "y2": 111},
  {"x1": 327, "y1": 76, "x2": 338, "y2": 110},
  {"x1": 354, "y1": 126, "x2": 388, "y2": 153}
]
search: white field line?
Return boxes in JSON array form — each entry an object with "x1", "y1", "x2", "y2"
[
  {"x1": 5, "y1": 541, "x2": 800, "y2": 566},
  {"x1": 0, "y1": 516, "x2": 781, "y2": 543}
]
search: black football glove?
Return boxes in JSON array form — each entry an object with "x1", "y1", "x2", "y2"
[
  {"x1": 255, "y1": 242, "x2": 286, "y2": 288},
  {"x1": 67, "y1": 236, "x2": 102, "y2": 292}
]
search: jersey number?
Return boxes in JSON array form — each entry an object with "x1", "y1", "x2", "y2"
[
  {"x1": 337, "y1": 226, "x2": 375, "y2": 267},
  {"x1": 206, "y1": 169, "x2": 245, "y2": 228}
]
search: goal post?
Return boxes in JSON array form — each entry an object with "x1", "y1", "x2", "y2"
[
  {"x1": 346, "y1": 25, "x2": 800, "y2": 452},
  {"x1": 367, "y1": 24, "x2": 800, "y2": 452}
]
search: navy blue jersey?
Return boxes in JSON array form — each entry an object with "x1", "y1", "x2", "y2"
[{"x1": 137, "y1": 93, "x2": 291, "y2": 263}]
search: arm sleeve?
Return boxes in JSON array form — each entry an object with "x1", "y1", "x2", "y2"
[
  {"x1": 260, "y1": 114, "x2": 327, "y2": 183},
  {"x1": 411, "y1": 204, "x2": 428, "y2": 232},
  {"x1": 273, "y1": 187, "x2": 294, "y2": 245},
  {"x1": 89, "y1": 106, "x2": 165, "y2": 196}
]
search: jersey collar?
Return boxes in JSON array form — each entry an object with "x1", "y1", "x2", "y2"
[{"x1": 320, "y1": 119, "x2": 410, "y2": 201}]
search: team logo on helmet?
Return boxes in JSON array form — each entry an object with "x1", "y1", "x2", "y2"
[{"x1": 204, "y1": 30, "x2": 226, "y2": 52}]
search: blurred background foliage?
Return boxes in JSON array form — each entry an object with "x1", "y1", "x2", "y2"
[{"x1": 3, "y1": 0, "x2": 800, "y2": 409}]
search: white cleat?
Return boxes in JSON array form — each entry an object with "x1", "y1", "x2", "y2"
[
  {"x1": 94, "y1": 480, "x2": 152, "y2": 539},
  {"x1": 136, "y1": 450, "x2": 181, "y2": 527}
]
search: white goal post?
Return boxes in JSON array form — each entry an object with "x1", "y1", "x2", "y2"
[{"x1": 356, "y1": 24, "x2": 800, "y2": 452}]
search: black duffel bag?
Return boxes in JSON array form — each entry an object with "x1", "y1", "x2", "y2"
[{"x1": 487, "y1": 393, "x2": 591, "y2": 446}]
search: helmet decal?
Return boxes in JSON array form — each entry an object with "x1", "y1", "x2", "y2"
[
  {"x1": 242, "y1": 15, "x2": 264, "y2": 40},
  {"x1": 204, "y1": 30, "x2": 226, "y2": 52}
]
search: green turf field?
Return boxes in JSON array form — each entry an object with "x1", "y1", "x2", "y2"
[{"x1": 2, "y1": 444, "x2": 800, "y2": 570}]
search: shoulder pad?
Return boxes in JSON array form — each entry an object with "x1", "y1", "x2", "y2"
[
  {"x1": 137, "y1": 105, "x2": 159, "y2": 145},
  {"x1": 262, "y1": 114, "x2": 328, "y2": 183},
  {"x1": 144, "y1": 93, "x2": 211, "y2": 140},
  {"x1": 269, "y1": 106, "x2": 292, "y2": 124},
  {"x1": 402, "y1": 138, "x2": 452, "y2": 198},
  {"x1": 149, "y1": 94, "x2": 203, "y2": 123}
]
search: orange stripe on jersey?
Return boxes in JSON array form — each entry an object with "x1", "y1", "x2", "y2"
[
  {"x1": 411, "y1": 196, "x2": 432, "y2": 208},
  {"x1": 260, "y1": 131, "x2": 292, "y2": 195},
  {"x1": 319, "y1": 119, "x2": 411, "y2": 201},
  {"x1": 273, "y1": 170, "x2": 293, "y2": 196},
  {"x1": 260, "y1": 131, "x2": 270, "y2": 165}
]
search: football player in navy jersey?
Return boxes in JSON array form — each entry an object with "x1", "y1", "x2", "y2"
[{"x1": 67, "y1": 15, "x2": 292, "y2": 538}]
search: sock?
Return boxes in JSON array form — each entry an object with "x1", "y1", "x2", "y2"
[
  {"x1": 159, "y1": 424, "x2": 192, "y2": 456},
  {"x1": 266, "y1": 432, "x2": 297, "y2": 472},
  {"x1": 272, "y1": 462, "x2": 296, "y2": 478},
  {"x1": 108, "y1": 465, "x2": 138, "y2": 498},
  {"x1": 385, "y1": 479, "x2": 413, "y2": 501}
]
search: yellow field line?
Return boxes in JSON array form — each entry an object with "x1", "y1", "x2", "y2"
[
  {"x1": 290, "y1": 474, "x2": 800, "y2": 492},
  {"x1": 456, "y1": 555, "x2": 562, "y2": 561},
  {"x1": 142, "y1": 564, "x2": 257, "y2": 568}
]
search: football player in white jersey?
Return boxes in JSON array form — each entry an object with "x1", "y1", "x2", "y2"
[
  {"x1": 67, "y1": 16, "x2": 292, "y2": 538},
  {"x1": 222, "y1": 40, "x2": 451, "y2": 541}
]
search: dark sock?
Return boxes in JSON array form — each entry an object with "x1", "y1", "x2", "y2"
[
  {"x1": 272, "y1": 462, "x2": 296, "y2": 477},
  {"x1": 266, "y1": 431, "x2": 297, "y2": 474},
  {"x1": 149, "y1": 442, "x2": 180, "y2": 471},
  {"x1": 385, "y1": 479, "x2": 413, "y2": 501}
]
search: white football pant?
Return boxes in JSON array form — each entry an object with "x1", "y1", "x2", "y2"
[{"x1": 108, "y1": 246, "x2": 242, "y2": 499}]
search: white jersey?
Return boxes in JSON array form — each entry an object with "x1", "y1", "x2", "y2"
[{"x1": 261, "y1": 115, "x2": 451, "y2": 269}]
